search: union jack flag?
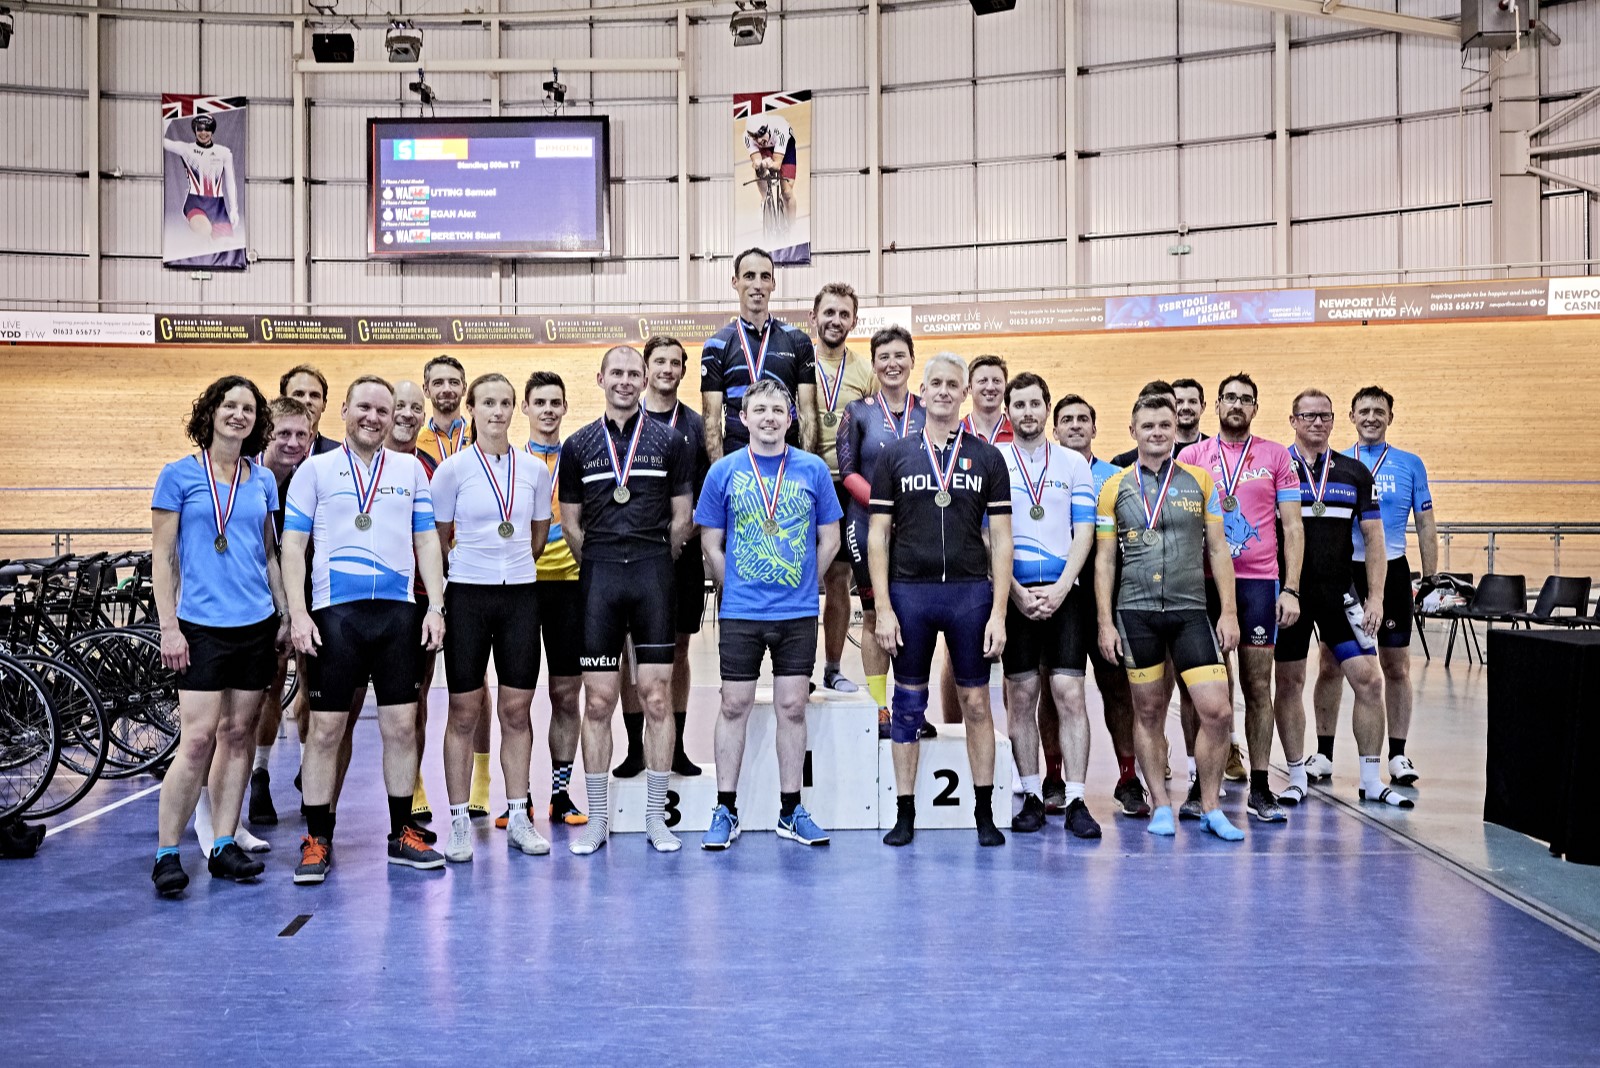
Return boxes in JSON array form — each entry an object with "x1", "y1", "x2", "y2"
[
  {"x1": 732, "y1": 90, "x2": 811, "y2": 118},
  {"x1": 161, "y1": 94, "x2": 248, "y2": 121}
]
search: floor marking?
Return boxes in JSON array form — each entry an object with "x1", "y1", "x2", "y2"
[
  {"x1": 278, "y1": 915, "x2": 312, "y2": 938},
  {"x1": 43, "y1": 782, "x2": 162, "y2": 837}
]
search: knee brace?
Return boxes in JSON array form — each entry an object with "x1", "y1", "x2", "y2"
[{"x1": 890, "y1": 685, "x2": 929, "y2": 744}]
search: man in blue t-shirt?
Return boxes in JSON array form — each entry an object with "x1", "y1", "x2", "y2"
[
  {"x1": 1311, "y1": 385, "x2": 1439, "y2": 788},
  {"x1": 695, "y1": 380, "x2": 842, "y2": 850}
]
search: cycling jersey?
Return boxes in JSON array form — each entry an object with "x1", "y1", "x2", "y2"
[
  {"x1": 961, "y1": 410, "x2": 1013, "y2": 445},
  {"x1": 152, "y1": 455, "x2": 278, "y2": 628},
  {"x1": 1003, "y1": 440, "x2": 1096, "y2": 585},
  {"x1": 1087, "y1": 455, "x2": 1120, "y2": 493},
  {"x1": 557, "y1": 409, "x2": 692, "y2": 564},
  {"x1": 869, "y1": 429, "x2": 1011, "y2": 583},
  {"x1": 1110, "y1": 434, "x2": 1207, "y2": 469},
  {"x1": 700, "y1": 316, "x2": 815, "y2": 450},
  {"x1": 163, "y1": 138, "x2": 237, "y2": 201},
  {"x1": 1343, "y1": 441, "x2": 1432, "y2": 562},
  {"x1": 645, "y1": 401, "x2": 710, "y2": 498},
  {"x1": 744, "y1": 114, "x2": 793, "y2": 157},
  {"x1": 1288, "y1": 446, "x2": 1379, "y2": 590},
  {"x1": 417, "y1": 416, "x2": 471, "y2": 470},
  {"x1": 836, "y1": 393, "x2": 926, "y2": 511},
  {"x1": 283, "y1": 444, "x2": 436, "y2": 610},
  {"x1": 1095, "y1": 458, "x2": 1222, "y2": 613},
  {"x1": 527, "y1": 440, "x2": 579, "y2": 582},
  {"x1": 1178, "y1": 436, "x2": 1298, "y2": 582},
  {"x1": 430, "y1": 444, "x2": 552, "y2": 586},
  {"x1": 814, "y1": 348, "x2": 877, "y2": 475}
]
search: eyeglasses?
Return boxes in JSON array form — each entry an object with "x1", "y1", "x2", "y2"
[
  {"x1": 1293, "y1": 411, "x2": 1336, "y2": 424},
  {"x1": 1218, "y1": 393, "x2": 1257, "y2": 407}
]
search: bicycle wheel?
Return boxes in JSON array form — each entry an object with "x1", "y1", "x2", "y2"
[
  {"x1": 281, "y1": 654, "x2": 299, "y2": 712},
  {"x1": 0, "y1": 650, "x2": 60, "y2": 820},
  {"x1": 64, "y1": 628, "x2": 179, "y2": 779},
  {"x1": 17, "y1": 654, "x2": 109, "y2": 819}
]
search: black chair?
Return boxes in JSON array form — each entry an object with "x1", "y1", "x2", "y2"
[
  {"x1": 1442, "y1": 573, "x2": 1526, "y2": 666},
  {"x1": 1415, "y1": 571, "x2": 1474, "y2": 662},
  {"x1": 1509, "y1": 575, "x2": 1592, "y2": 629}
]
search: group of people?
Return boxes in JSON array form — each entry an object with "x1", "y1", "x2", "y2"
[{"x1": 148, "y1": 245, "x2": 1438, "y2": 895}]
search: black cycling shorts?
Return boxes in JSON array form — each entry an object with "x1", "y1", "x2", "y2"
[
  {"x1": 719, "y1": 616, "x2": 818, "y2": 682},
  {"x1": 1276, "y1": 584, "x2": 1377, "y2": 665},
  {"x1": 844, "y1": 510, "x2": 874, "y2": 611},
  {"x1": 579, "y1": 555, "x2": 676, "y2": 671},
  {"x1": 1206, "y1": 577, "x2": 1281, "y2": 648},
  {"x1": 537, "y1": 579, "x2": 583, "y2": 678},
  {"x1": 1114, "y1": 608, "x2": 1226, "y2": 687},
  {"x1": 674, "y1": 545, "x2": 707, "y2": 636},
  {"x1": 1002, "y1": 585, "x2": 1088, "y2": 678},
  {"x1": 443, "y1": 582, "x2": 541, "y2": 693},
  {"x1": 888, "y1": 579, "x2": 993, "y2": 689},
  {"x1": 1352, "y1": 555, "x2": 1414, "y2": 649},
  {"x1": 305, "y1": 600, "x2": 424, "y2": 710},
  {"x1": 176, "y1": 615, "x2": 277, "y2": 693},
  {"x1": 831, "y1": 481, "x2": 853, "y2": 565}
]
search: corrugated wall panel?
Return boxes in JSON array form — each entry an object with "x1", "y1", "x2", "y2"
[
  {"x1": 249, "y1": 182, "x2": 294, "y2": 261},
  {"x1": 1290, "y1": 215, "x2": 1400, "y2": 284},
  {"x1": 1180, "y1": 53, "x2": 1270, "y2": 140},
  {"x1": 1400, "y1": 204, "x2": 1491, "y2": 274},
  {"x1": 882, "y1": 4, "x2": 973, "y2": 86},
  {"x1": 1181, "y1": 140, "x2": 1271, "y2": 227},
  {"x1": 975, "y1": 77, "x2": 1064, "y2": 160},
  {"x1": 771, "y1": 252, "x2": 870, "y2": 307},
  {"x1": 10, "y1": 13, "x2": 86, "y2": 91},
  {"x1": 304, "y1": 26, "x2": 419, "y2": 102},
  {"x1": 310, "y1": 103, "x2": 402, "y2": 183},
  {"x1": 1079, "y1": 0, "x2": 1178, "y2": 67},
  {"x1": 606, "y1": 101, "x2": 676, "y2": 179},
  {"x1": 688, "y1": 18, "x2": 788, "y2": 98},
  {"x1": 309, "y1": 183, "x2": 366, "y2": 261},
  {"x1": 784, "y1": 15, "x2": 866, "y2": 91},
  {"x1": 1289, "y1": 0, "x2": 1399, "y2": 42},
  {"x1": 1542, "y1": 194, "x2": 1591, "y2": 276},
  {"x1": 974, "y1": 1, "x2": 1062, "y2": 76},
  {"x1": 976, "y1": 243, "x2": 1068, "y2": 296},
  {"x1": 882, "y1": 85, "x2": 973, "y2": 168},
  {"x1": 1179, "y1": 0, "x2": 1273, "y2": 53},
  {"x1": 592, "y1": 21, "x2": 676, "y2": 101},
  {"x1": 692, "y1": 179, "x2": 731, "y2": 259},
  {"x1": 591, "y1": 257, "x2": 676, "y2": 306},
  {"x1": 1399, "y1": 111, "x2": 1489, "y2": 207},
  {"x1": 1542, "y1": 151, "x2": 1600, "y2": 197},
  {"x1": 103, "y1": 17, "x2": 200, "y2": 95},
  {"x1": 103, "y1": 97, "x2": 162, "y2": 176},
  {"x1": 0, "y1": 254, "x2": 90, "y2": 309},
  {"x1": 1542, "y1": 0, "x2": 1598, "y2": 95},
  {"x1": 100, "y1": 257, "x2": 283, "y2": 310},
  {"x1": 1085, "y1": 234, "x2": 1181, "y2": 288},
  {"x1": 690, "y1": 100, "x2": 729, "y2": 176},
  {"x1": 205, "y1": 0, "x2": 296, "y2": 13},
  {"x1": 249, "y1": 103, "x2": 294, "y2": 181},
  {"x1": 189, "y1": 261, "x2": 292, "y2": 312},
  {"x1": 884, "y1": 247, "x2": 975, "y2": 300},
  {"x1": 1081, "y1": 66, "x2": 1178, "y2": 150},
  {"x1": 1181, "y1": 225, "x2": 1273, "y2": 285},
  {"x1": 615, "y1": 181, "x2": 677, "y2": 258},
  {"x1": 1082, "y1": 149, "x2": 1179, "y2": 234},
  {"x1": 1397, "y1": 0, "x2": 1455, "y2": 15},
  {"x1": 310, "y1": 261, "x2": 403, "y2": 312},
  {"x1": 0, "y1": 174, "x2": 84, "y2": 254},
  {"x1": 101, "y1": 179, "x2": 160, "y2": 256},
  {"x1": 812, "y1": 92, "x2": 868, "y2": 173},
  {"x1": 402, "y1": 28, "x2": 494, "y2": 107},
  {"x1": 0, "y1": 92, "x2": 86, "y2": 171},
  {"x1": 883, "y1": 168, "x2": 975, "y2": 247},
  {"x1": 398, "y1": 263, "x2": 496, "y2": 310},
  {"x1": 977, "y1": 160, "x2": 1065, "y2": 242},
  {"x1": 501, "y1": 24, "x2": 592, "y2": 104},
  {"x1": 1292, "y1": 126, "x2": 1399, "y2": 217},
  {"x1": 513, "y1": 262, "x2": 598, "y2": 309},
  {"x1": 813, "y1": 172, "x2": 868, "y2": 252},
  {"x1": 1396, "y1": 34, "x2": 1464, "y2": 115},
  {"x1": 200, "y1": 23, "x2": 293, "y2": 101},
  {"x1": 1291, "y1": 37, "x2": 1397, "y2": 128}
]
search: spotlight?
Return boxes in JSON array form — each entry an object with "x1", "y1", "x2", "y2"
[
  {"x1": 730, "y1": 0, "x2": 767, "y2": 46},
  {"x1": 542, "y1": 68, "x2": 567, "y2": 105},
  {"x1": 0, "y1": 8, "x2": 14, "y2": 50},
  {"x1": 386, "y1": 19, "x2": 423, "y2": 63},
  {"x1": 408, "y1": 70, "x2": 435, "y2": 105}
]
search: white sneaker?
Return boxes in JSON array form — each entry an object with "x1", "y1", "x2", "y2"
[
  {"x1": 1389, "y1": 755, "x2": 1419, "y2": 786},
  {"x1": 445, "y1": 816, "x2": 473, "y2": 863},
  {"x1": 1305, "y1": 753, "x2": 1334, "y2": 781},
  {"x1": 235, "y1": 825, "x2": 272, "y2": 854},
  {"x1": 507, "y1": 815, "x2": 550, "y2": 856}
]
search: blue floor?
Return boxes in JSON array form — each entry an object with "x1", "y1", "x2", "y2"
[{"x1": 7, "y1": 724, "x2": 1600, "y2": 1066}]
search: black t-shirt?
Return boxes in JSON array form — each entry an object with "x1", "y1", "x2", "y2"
[
  {"x1": 1109, "y1": 433, "x2": 1207, "y2": 470},
  {"x1": 699, "y1": 316, "x2": 816, "y2": 449},
  {"x1": 1284, "y1": 447, "x2": 1380, "y2": 591},
  {"x1": 645, "y1": 401, "x2": 710, "y2": 499},
  {"x1": 311, "y1": 434, "x2": 340, "y2": 456},
  {"x1": 558, "y1": 409, "x2": 692, "y2": 564},
  {"x1": 869, "y1": 430, "x2": 1011, "y2": 583}
]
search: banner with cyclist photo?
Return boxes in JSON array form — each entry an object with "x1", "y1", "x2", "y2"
[
  {"x1": 733, "y1": 90, "x2": 811, "y2": 266},
  {"x1": 160, "y1": 94, "x2": 248, "y2": 271}
]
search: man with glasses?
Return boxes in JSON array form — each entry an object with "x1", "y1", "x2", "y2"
[
  {"x1": 1273, "y1": 389, "x2": 1413, "y2": 810},
  {"x1": 1178, "y1": 374, "x2": 1303, "y2": 822}
]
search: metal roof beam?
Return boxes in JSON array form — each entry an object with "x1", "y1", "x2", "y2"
[{"x1": 1216, "y1": 0, "x2": 1459, "y2": 41}]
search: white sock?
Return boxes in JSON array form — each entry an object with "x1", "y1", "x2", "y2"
[
  {"x1": 1020, "y1": 773, "x2": 1043, "y2": 798},
  {"x1": 1359, "y1": 754, "x2": 1382, "y2": 796},
  {"x1": 645, "y1": 770, "x2": 682, "y2": 852},
  {"x1": 1230, "y1": 731, "x2": 1242, "y2": 746},
  {"x1": 253, "y1": 745, "x2": 272, "y2": 772},
  {"x1": 507, "y1": 797, "x2": 530, "y2": 824},
  {"x1": 1287, "y1": 757, "x2": 1309, "y2": 794},
  {"x1": 193, "y1": 787, "x2": 215, "y2": 851},
  {"x1": 450, "y1": 803, "x2": 470, "y2": 821},
  {"x1": 1064, "y1": 781, "x2": 1086, "y2": 805},
  {"x1": 571, "y1": 774, "x2": 611, "y2": 854},
  {"x1": 235, "y1": 824, "x2": 271, "y2": 853},
  {"x1": 297, "y1": 739, "x2": 305, "y2": 761},
  {"x1": 1186, "y1": 756, "x2": 1197, "y2": 779}
]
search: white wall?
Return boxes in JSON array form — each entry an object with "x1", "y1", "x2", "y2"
[{"x1": 0, "y1": 0, "x2": 1595, "y2": 312}]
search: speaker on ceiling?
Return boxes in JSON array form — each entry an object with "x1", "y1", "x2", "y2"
[
  {"x1": 311, "y1": 32, "x2": 355, "y2": 63},
  {"x1": 968, "y1": 0, "x2": 1017, "y2": 14}
]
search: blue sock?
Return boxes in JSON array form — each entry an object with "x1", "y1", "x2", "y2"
[
  {"x1": 156, "y1": 846, "x2": 179, "y2": 861},
  {"x1": 1148, "y1": 805, "x2": 1176, "y2": 836},
  {"x1": 210, "y1": 835, "x2": 235, "y2": 857},
  {"x1": 1203, "y1": 809, "x2": 1245, "y2": 841}
]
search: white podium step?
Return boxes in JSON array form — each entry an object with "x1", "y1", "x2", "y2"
[
  {"x1": 877, "y1": 722, "x2": 1014, "y2": 829},
  {"x1": 612, "y1": 690, "x2": 879, "y2": 833}
]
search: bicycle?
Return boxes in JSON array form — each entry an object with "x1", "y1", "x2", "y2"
[
  {"x1": 0, "y1": 647, "x2": 60, "y2": 822},
  {"x1": 744, "y1": 164, "x2": 791, "y2": 241}
]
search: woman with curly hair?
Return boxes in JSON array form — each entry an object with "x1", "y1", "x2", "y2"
[{"x1": 150, "y1": 375, "x2": 290, "y2": 896}]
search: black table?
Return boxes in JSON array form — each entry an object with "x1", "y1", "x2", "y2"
[{"x1": 1486, "y1": 628, "x2": 1600, "y2": 865}]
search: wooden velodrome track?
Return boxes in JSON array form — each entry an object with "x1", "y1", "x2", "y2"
[{"x1": 3, "y1": 316, "x2": 1597, "y2": 558}]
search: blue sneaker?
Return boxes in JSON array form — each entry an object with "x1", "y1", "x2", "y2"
[
  {"x1": 702, "y1": 805, "x2": 740, "y2": 851},
  {"x1": 776, "y1": 804, "x2": 830, "y2": 846}
]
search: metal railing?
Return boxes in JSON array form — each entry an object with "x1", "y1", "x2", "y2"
[
  {"x1": 0, "y1": 529, "x2": 152, "y2": 555},
  {"x1": 1433, "y1": 522, "x2": 1600, "y2": 577}
]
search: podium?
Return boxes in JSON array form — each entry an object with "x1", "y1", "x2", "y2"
[
  {"x1": 876, "y1": 722, "x2": 1014, "y2": 829},
  {"x1": 612, "y1": 690, "x2": 880, "y2": 833}
]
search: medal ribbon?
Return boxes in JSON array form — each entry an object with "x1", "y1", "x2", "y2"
[
  {"x1": 199, "y1": 449, "x2": 243, "y2": 543},
  {"x1": 737, "y1": 319, "x2": 772, "y2": 394},
  {"x1": 963, "y1": 412, "x2": 1006, "y2": 442},
  {"x1": 1291, "y1": 446, "x2": 1331, "y2": 509},
  {"x1": 922, "y1": 427, "x2": 965, "y2": 498},
  {"x1": 817, "y1": 353, "x2": 846, "y2": 415},
  {"x1": 1356, "y1": 442, "x2": 1391, "y2": 479},
  {"x1": 1009, "y1": 442, "x2": 1049, "y2": 513},
  {"x1": 1134, "y1": 458, "x2": 1179, "y2": 532},
  {"x1": 431, "y1": 417, "x2": 466, "y2": 459},
  {"x1": 603, "y1": 414, "x2": 646, "y2": 494},
  {"x1": 878, "y1": 392, "x2": 915, "y2": 439},
  {"x1": 746, "y1": 447, "x2": 788, "y2": 528},
  {"x1": 473, "y1": 443, "x2": 516, "y2": 527},
  {"x1": 344, "y1": 443, "x2": 386, "y2": 517},
  {"x1": 1218, "y1": 436, "x2": 1253, "y2": 500}
]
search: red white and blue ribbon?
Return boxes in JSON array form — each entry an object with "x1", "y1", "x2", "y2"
[
  {"x1": 1218, "y1": 435, "x2": 1253, "y2": 501},
  {"x1": 1009, "y1": 442, "x2": 1048, "y2": 514},
  {"x1": 199, "y1": 449, "x2": 242, "y2": 542},
  {"x1": 1134, "y1": 457, "x2": 1179, "y2": 532},
  {"x1": 878, "y1": 391, "x2": 916, "y2": 438},
  {"x1": 922, "y1": 427, "x2": 965, "y2": 496},
  {"x1": 1356, "y1": 442, "x2": 1391, "y2": 479},
  {"x1": 604, "y1": 415, "x2": 645, "y2": 493},
  {"x1": 344, "y1": 443, "x2": 386, "y2": 516},
  {"x1": 431, "y1": 417, "x2": 467, "y2": 459},
  {"x1": 738, "y1": 320, "x2": 772, "y2": 391},
  {"x1": 473, "y1": 443, "x2": 516, "y2": 527},
  {"x1": 817, "y1": 353, "x2": 847, "y2": 416},
  {"x1": 963, "y1": 411, "x2": 1007, "y2": 442},
  {"x1": 1291, "y1": 445, "x2": 1331, "y2": 508},
  {"x1": 747, "y1": 446, "x2": 789, "y2": 528}
]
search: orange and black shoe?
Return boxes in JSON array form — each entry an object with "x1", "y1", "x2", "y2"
[
  {"x1": 877, "y1": 706, "x2": 891, "y2": 739},
  {"x1": 549, "y1": 790, "x2": 588, "y2": 826},
  {"x1": 387, "y1": 825, "x2": 445, "y2": 870},
  {"x1": 495, "y1": 801, "x2": 536, "y2": 830},
  {"x1": 294, "y1": 836, "x2": 332, "y2": 885}
]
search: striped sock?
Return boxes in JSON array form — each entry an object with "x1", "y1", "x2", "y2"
[
  {"x1": 570, "y1": 774, "x2": 610, "y2": 855},
  {"x1": 644, "y1": 770, "x2": 682, "y2": 852},
  {"x1": 551, "y1": 761, "x2": 573, "y2": 796}
]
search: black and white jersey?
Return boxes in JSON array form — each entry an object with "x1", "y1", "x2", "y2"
[
  {"x1": 558, "y1": 409, "x2": 692, "y2": 564},
  {"x1": 869, "y1": 431, "x2": 1011, "y2": 583}
]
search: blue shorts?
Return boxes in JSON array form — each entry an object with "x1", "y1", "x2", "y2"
[
  {"x1": 183, "y1": 194, "x2": 233, "y2": 236},
  {"x1": 887, "y1": 579, "x2": 993, "y2": 689},
  {"x1": 1207, "y1": 577, "x2": 1280, "y2": 648}
]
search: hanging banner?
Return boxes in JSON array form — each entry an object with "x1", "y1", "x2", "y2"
[
  {"x1": 733, "y1": 90, "x2": 812, "y2": 266},
  {"x1": 160, "y1": 94, "x2": 248, "y2": 270}
]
